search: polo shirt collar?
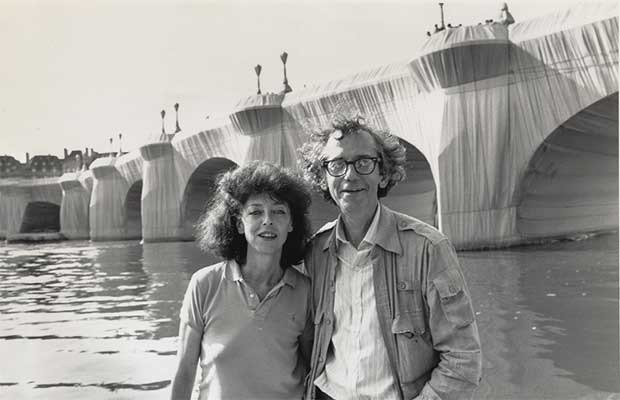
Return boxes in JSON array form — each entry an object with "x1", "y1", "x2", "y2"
[
  {"x1": 281, "y1": 268, "x2": 297, "y2": 288},
  {"x1": 225, "y1": 259, "x2": 244, "y2": 282},
  {"x1": 225, "y1": 259, "x2": 296, "y2": 288}
]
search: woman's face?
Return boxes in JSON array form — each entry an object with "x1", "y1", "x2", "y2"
[{"x1": 237, "y1": 193, "x2": 293, "y2": 259}]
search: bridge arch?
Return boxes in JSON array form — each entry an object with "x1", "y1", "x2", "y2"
[
  {"x1": 20, "y1": 201, "x2": 61, "y2": 233},
  {"x1": 181, "y1": 158, "x2": 238, "y2": 238},
  {"x1": 124, "y1": 180, "x2": 143, "y2": 240},
  {"x1": 516, "y1": 92, "x2": 618, "y2": 239}
]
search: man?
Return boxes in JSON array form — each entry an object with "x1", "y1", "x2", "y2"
[{"x1": 299, "y1": 117, "x2": 482, "y2": 400}]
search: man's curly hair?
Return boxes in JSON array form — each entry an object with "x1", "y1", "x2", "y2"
[
  {"x1": 298, "y1": 116, "x2": 406, "y2": 202},
  {"x1": 195, "y1": 161, "x2": 312, "y2": 269}
]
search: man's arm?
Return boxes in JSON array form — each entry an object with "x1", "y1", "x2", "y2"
[{"x1": 415, "y1": 240, "x2": 482, "y2": 400}]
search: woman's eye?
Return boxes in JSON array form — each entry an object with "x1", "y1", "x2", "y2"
[
  {"x1": 274, "y1": 209, "x2": 286, "y2": 215},
  {"x1": 248, "y1": 210, "x2": 261, "y2": 216}
]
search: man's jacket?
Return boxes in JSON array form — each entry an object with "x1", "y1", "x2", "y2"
[{"x1": 304, "y1": 205, "x2": 482, "y2": 400}]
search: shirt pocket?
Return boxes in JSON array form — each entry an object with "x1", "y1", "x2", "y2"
[{"x1": 433, "y1": 268, "x2": 474, "y2": 328}]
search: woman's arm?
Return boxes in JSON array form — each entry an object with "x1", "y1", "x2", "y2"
[{"x1": 170, "y1": 322, "x2": 202, "y2": 400}]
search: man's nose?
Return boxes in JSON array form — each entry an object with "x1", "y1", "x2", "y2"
[{"x1": 343, "y1": 163, "x2": 359, "y2": 180}]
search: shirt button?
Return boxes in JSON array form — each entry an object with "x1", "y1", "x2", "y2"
[
  {"x1": 398, "y1": 281, "x2": 407, "y2": 290},
  {"x1": 249, "y1": 293, "x2": 255, "y2": 298},
  {"x1": 326, "y1": 318, "x2": 332, "y2": 325}
]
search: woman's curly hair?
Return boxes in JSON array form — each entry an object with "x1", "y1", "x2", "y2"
[
  {"x1": 195, "y1": 161, "x2": 312, "y2": 269},
  {"x1": 298, "y1": 116, "x2": 406, "y2": 202}
]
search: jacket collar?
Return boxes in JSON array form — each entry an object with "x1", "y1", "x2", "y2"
[{"x1": 321, "y1": 203, "x2": 402, "y2": 255}]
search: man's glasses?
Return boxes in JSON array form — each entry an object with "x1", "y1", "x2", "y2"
[{"x1": 322, "y1": 157, "x2": 381, "y2": 177}]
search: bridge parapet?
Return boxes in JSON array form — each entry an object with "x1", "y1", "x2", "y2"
[
  {"x1": 410, "y1": 23, "x2": 511, "y2": 92},
  {"x1": 140, "y1": 141, "x2": 173, "y2": 160},
  {"x1": 230, "y1": 93, "x2": 285, "y2": 135}
]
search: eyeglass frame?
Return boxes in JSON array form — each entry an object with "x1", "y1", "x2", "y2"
[{"x1": 321, "y1": 156, "x2": 382, "y2": 177}]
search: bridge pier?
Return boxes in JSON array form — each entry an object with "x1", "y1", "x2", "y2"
[
  {"x1": 60, "y1": 174, "x2": 91, "y2": 240},
  {"x1": 140, "y1": 142, "x2": 186, "y2": 242},
  {"x1": 89, "y1": 161, "x2": 130, "y2": 241},
  {"x1": 0, "y1": 185, "x2": 29, "y2": 237}
]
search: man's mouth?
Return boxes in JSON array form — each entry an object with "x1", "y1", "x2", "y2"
[{"x1": 341, "y1": 188, "x2": 365, "y2": 194}]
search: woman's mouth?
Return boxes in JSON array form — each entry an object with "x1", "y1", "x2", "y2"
[{"x1": 258, "y1": 232, "x2": 277, "y2": 239}]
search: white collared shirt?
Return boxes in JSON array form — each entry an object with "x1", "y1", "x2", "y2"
[{"x1": 315, "y1": 205, "x2": 400, "y2": 400}]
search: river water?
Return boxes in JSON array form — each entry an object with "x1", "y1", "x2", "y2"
[{"x1": 0, "y1": 233, "x2": 618, "y2": 400}]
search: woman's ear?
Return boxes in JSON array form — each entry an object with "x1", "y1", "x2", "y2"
[{"x1": 236, "y1": 219, "x2": 244, "y2": 234}]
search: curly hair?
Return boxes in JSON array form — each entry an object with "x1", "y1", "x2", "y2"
[
  {"x1": 195, "y1": 161, "x2": 312, "y2": 269},
  {"x1": 298, "y1": 116, "x2": 406, "y2": 202}
]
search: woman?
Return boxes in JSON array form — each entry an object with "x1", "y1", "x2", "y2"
[{"x1": 170, "y1": 161, "x2": 313, "y2": 400}]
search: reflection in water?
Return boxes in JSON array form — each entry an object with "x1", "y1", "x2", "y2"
[
  {"x1": 513, "y1": 233, "x2": 619, "y2": 393},
  {"x1": 0, "y1": 233, "x2": 618, "y2": 399},
  {"x1": 0, "y1": 240, "x2": 211, "y2": 400},
  {"x1": 462, "y1": 232, "x2": 619, "y2": 399}
]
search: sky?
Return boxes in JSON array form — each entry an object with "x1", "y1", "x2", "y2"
[{"x1": 1, "y1": 0, "x2": 586, "y2": 162}]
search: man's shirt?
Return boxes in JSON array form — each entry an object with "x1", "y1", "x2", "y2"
[
  {"x1": 305, "y1": 205, "x2": 482, "y2": 400},
  {"x1": 315, "y1": 205, "x2": 400, "y2": 400}
]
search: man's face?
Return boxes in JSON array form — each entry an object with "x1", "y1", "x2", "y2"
[{"x1": 321, "y1": 130, "x2": 388, "y2": 218}]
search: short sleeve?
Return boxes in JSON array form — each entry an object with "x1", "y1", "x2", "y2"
[{"x1": 179, "y1": 273, "x2": 206, "y2": 334}]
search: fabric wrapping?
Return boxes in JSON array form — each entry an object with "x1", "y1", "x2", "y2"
[
  {"x1": 0, "y1": 185, "x2": 29, "y2": 236},
  {"x1": 140, "y1": 142, "x2": 186, "y2": 242},
  {"x1": 0, "y1": 4, "x2": 616, "y2": 248},
  {"x1": 89, "y1": 158, "x2": 130, "y2": 240},
  {"x1": 60, "y1": 173, "x2": 91, "y2": 239}
]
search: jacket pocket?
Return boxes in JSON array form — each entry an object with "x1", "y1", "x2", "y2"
[
  {"x1": 433, "y1": 268, "x2": 474, "y2": 328},
  {"x1": 396, "y1": 278, "x2": 424, "y2": 314},
  {"x1": 391, "y1": 311, "x2": 435, "y2": 384},
  {"x1": 392, "y1": 310, "x2": 426, "y2": 337}
]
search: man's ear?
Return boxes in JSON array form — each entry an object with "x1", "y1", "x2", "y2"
[
  {"x1": 319, "y1": 179, "x2": 328, "y2": 191},
  {"x1": 379, "y1": 173, "x2": 389, "y2": 189}
]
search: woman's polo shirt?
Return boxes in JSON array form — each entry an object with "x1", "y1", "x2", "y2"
[{"x1": 180, "y1": 260, "x2": 311, "y2": 400}]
